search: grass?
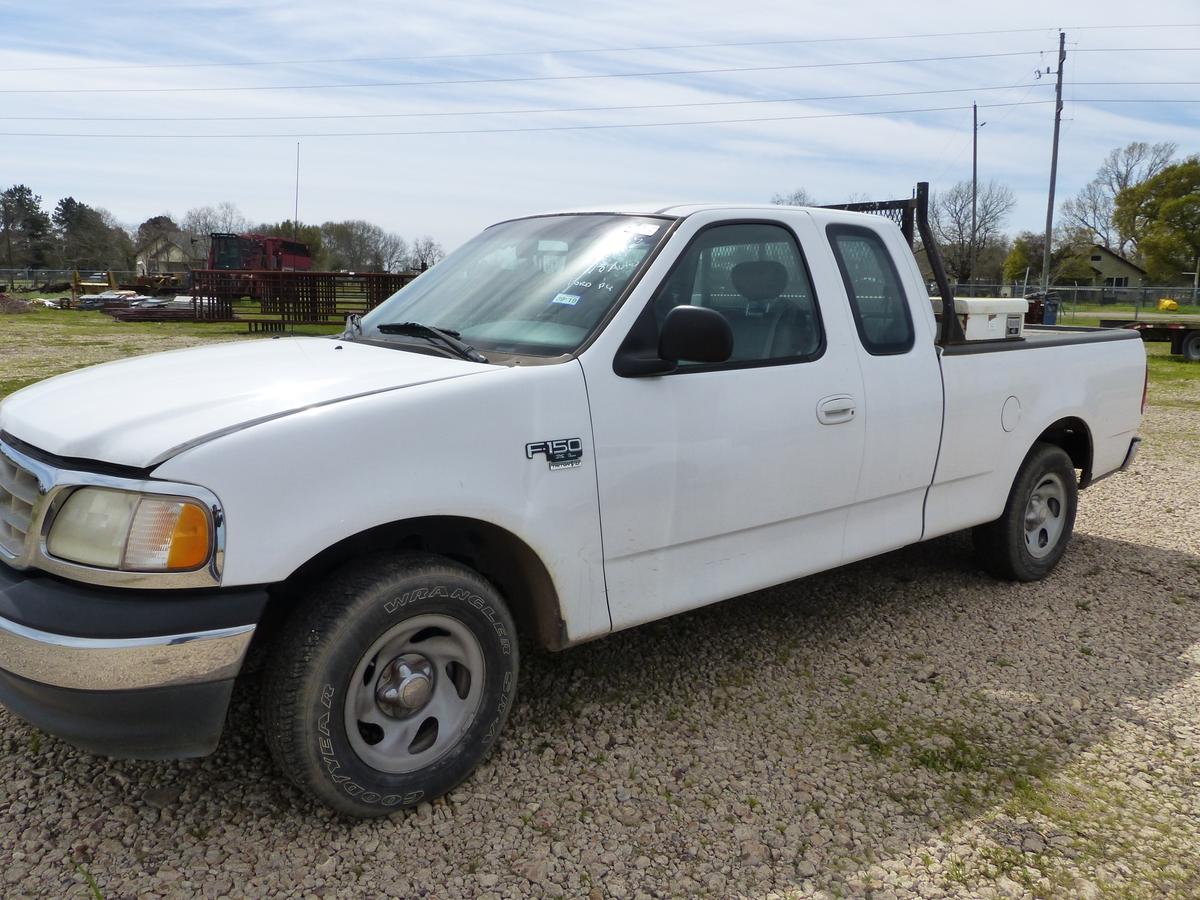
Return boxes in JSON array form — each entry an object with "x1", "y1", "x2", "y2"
[
  {"x1": 844, "y1": 711, "x2": 1053, "y2": 782},
  {"x1": 1145, "y1": 342, "x2": 1200, "y2": 412},
  {"x1": 998, "y1": 765, "x2": 1200, "y2": 897},
  {"x1": 1061, "y1": 299, "x2": 1200, "y2": 316},
  {"x1": 0, "y1": 306, "x2": 341, "y2": 401},
  {"x1": 75, "y1": 864, "x2": 104, "y2": 900}
]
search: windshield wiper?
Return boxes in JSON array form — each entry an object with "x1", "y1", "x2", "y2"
[{"x1": 375, "y1": 321, "x2": 489, "y2": 363}]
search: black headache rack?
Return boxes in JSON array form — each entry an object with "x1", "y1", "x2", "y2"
[{"x1": 821, "y1": 181, "x2": 965, "y2": 345}]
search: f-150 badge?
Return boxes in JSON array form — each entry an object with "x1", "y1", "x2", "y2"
[{"x1": 525, "y1": 438, "x2": 584, "y2": 470}]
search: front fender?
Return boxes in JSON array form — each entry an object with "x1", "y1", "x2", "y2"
[{"x1": 152, "y1": 362, "x2": 611, "y2": 643}]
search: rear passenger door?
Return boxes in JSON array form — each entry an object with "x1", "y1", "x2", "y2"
[
  {"x1": 824, "y1": 222, "x2": 943, "y2": 561},
  {"x1": 581, "y1": 212, "x2": 866, "y2": 630}
]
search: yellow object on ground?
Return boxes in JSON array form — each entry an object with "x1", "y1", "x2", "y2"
[{"x1": 1158, "y1": 298, "x2": 1179, "y2": 312}]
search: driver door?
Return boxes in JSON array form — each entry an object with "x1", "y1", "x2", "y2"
[{"x1": 580, "y1": 212, "x2": 866, "y2": 630}]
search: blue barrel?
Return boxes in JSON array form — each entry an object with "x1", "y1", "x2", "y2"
[{"x1": 1037, "y1": 291, "x2": 1062, "y2": 325}]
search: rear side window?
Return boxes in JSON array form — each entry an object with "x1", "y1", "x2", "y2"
[{"x1": 827, "y1": 225, "x2": 915, "y2": 355}]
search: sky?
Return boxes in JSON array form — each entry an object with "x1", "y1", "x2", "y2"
[{"x1": 1, "y1": 0, "x2": 1198, "y2": 251}]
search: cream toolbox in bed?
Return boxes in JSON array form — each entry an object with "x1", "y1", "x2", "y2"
[{"x1": 931, "y1": 296, "x2": 1028, "y2": 341}]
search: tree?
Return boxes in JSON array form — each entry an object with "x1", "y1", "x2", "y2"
[
  {"x1": 930, "y1": 180, "x2": 1015, "y2": 282},
  {"x1": 1051, "y1": 226, "x2": 1097, "y2": 284},
  {"x1": 1002, "y1": 233, "x2": 1039, "y2": 284},
  {"x1": 254, "y1": 220, "x2": 325, "y2": 266},
  {"x1": 318, "y1": 220, "x2": 410, "y2": 271},
  {"x1": 320, "y1": 220, "x2": 377, "y2": 270},
  {"x1": 771, "y1": 188, "x2": 818, "y2": 206},
  {"x1": 1002, "y1": 227, "x2": 1094, "y2": 287},
  {"x1": 98, "y1": 208, "x2": 136, "y2": 269},
  {"x1": 52, "y1": 197, "x2": 133, "y2": 270},
  {"x1": 182, "y1": 202, "x2": 249, "y2": 260},
  {"x1": 375, "y1": 232, "x2": 409, "y2": 272},
  {"x1": 1061, "y1": 141, "x2": 1176, "y2": 256},
  {"x1": 1114, "y1": 157, "x2": 1200, "y2": 283},
  {"x1": 0, "y1": 184, "x2": 53, "y2": 271},
  {"x1": 182, "y1": 201, "x2": 249, "y2": 236},
  {"x1": 135, "y1": 214, "x2": 179, "y2": 247},
  {"x1": 54, "y1": 197, "x2": 108, "y2": 269},
  {"x1": 409, "y1": 236, "x2": 444, "y2": 270}
]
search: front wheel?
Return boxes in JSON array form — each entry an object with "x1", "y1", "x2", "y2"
[
  {"x1": 261, "y1": 554, "x2": 519, "y2": 817},
  {"x1": 973, "y1": 442, "x2": 1078, "y2": 582}
]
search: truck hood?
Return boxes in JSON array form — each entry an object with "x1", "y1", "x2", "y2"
[{"x1": 0, "y1": 337, "x2": 494, "y2": 469}]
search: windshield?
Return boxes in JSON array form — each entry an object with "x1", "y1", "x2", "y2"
[{"x1": 359, "y1": 214, "x2": 671, "y2": 357}]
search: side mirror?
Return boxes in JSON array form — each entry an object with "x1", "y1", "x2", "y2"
[{"x1": 658, "y1": 305, "x2": 733, "y2": 364}]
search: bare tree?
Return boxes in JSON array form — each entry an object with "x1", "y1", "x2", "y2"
[
  {"x1": 930, "y1": 180, "x2": 1016, "y2": 282},
  {"x1": 409, "y1": 236, "x2": 445, "y2": 270},
  {"x1": 1061, "y1": 141, "x2": 1176, "y2": 257},
  {"x1": 771, "y1": 188, "x2": 818, "y2": 206},
  {"x1": 182, "y1": 202, "x2": 249, "y2": 260},
  {"x1": 375, "y1": 232, "x2": 409, "y2": 272},
  {"x1": 182, "y1": 203, "x2": 247, "y2": 235}
]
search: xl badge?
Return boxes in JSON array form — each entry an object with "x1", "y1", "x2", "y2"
[{"x1": 525, "y1": 438, "x2": 584, "y2": 471}]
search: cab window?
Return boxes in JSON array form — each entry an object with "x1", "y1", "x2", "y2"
[
  {"x1": 826, "y1": 225, "x2": 915, "y2": 355},
  {"x1": 651, "y1": 222, "x2": 823, "y2": 367}
]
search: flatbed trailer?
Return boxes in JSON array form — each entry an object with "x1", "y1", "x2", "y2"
[{"x1": 1100, "y1": 319, "x2": 1200, "y2": 361}]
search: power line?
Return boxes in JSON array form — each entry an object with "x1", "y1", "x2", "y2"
[
  {"x1": 0, "y1": 82, "x2": 1051, "y2": 122},
  {"x1": 4, "y1": 23, "x2": 1197, "y2": 73},
  {"x1": 930, "y1": 74, "x2": 1046, "y2": 183},
  {"x1": 1, "y1": 96, "x2": 1187, "y2": 140},
  {"x1": 0, "y1": 50, "x2": 1051, "y2": 94},
  {"x1": 0, "y1": 99, "x2": 1057, "y2": 138},
  {"x1": 1072, "y1": 46, "x2": 1200, "y2": 52}
]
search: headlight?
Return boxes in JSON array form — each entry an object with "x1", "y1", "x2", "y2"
[{"x1": 46, "y1": 488, "x2": 213, "y2": 572}]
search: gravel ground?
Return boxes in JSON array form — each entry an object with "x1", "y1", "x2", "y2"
[{"x1": 2, "y1": 387, "x2": 1199, "y2": 899}]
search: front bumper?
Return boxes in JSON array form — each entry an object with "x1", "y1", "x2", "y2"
[{"x1": 0, "y1": 563, "x2": 267, "y2": 758}]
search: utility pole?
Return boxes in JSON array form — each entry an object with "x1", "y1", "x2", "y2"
[
  {"x1": 293, "y1": 142, "x2": 301, "y2": 237},
  {"x1": 1040, "y1": 31, "x2": 1066, "y2": 292},
  {"x1": 969, "y1": 103, "x2": 986, "y2": 291}
]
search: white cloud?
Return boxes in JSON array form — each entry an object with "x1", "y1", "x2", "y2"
[{"x1": 0, "y1": 0, "x2": 1197, "y2": 248}]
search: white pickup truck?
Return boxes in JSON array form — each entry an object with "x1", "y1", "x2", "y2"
[{"x1": 0, "y1": 184, "x2": 1144, "y2": 816}]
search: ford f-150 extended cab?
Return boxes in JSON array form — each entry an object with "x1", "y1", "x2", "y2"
[{"x1": 0, "y1": 184, "x2": 1144, "y2": 816}]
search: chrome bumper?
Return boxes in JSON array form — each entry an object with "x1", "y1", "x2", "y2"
[{"x1": 0, "y1": 615, "x2": 254, "y2": 691}]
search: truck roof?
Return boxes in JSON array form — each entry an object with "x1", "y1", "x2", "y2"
[{"x1": 499, "y1": 202, "x2": 837, "y2": 224}]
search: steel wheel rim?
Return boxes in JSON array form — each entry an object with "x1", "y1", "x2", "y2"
[
  {"x1": 344, "y1": 613, "x2": 485, "y2": 774},
  {"x1": 1023, "y1": 472, "x2": 1067, "y2": 559}
]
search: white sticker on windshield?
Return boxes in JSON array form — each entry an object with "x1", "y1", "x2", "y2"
[
  {"x1": 552, "y1": 293, "x2": 581, "y2": 306},
  {"x1": 626, "y1": 223, "x2": 660, "y2": 235}
]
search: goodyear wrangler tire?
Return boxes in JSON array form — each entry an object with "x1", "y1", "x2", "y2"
[{"x1": 262, "y1": 554, "x2": 519, "y2": 817}]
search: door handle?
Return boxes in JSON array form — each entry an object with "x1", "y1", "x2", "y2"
[{"x1": 817, "y1": 395, "x2": 857, "y2": 425}]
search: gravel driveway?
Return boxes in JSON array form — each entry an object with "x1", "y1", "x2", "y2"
[{"x1": 2, "y1": 401, "x2": 1198, "y2": 899}]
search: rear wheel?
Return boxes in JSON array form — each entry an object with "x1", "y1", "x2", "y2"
[
  {"x1": 261, "y1": 554, "x2": 519, "y2": 817},
  {"x1": 1182, "y1": 330, "x2": 1200, "y2": 362},
  {"x1": 973, "y1": 442, "x2": 1078, "y2": 581}
]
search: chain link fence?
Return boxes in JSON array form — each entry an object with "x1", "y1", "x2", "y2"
[{"x1": 943, "y1": 282, "x2": 1200, "y2": 318}]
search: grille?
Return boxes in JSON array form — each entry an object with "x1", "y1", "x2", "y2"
[{"x1": 0, "y1": 450, "x2": 39, "y2": 558}]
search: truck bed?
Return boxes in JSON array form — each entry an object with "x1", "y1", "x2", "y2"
[
  {"x1": 940, "y1": 325, "x2": 1142, "y2": 355},
  {"x1": 925, "y1": 324, "x2": 1145, "y2": 542}
]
